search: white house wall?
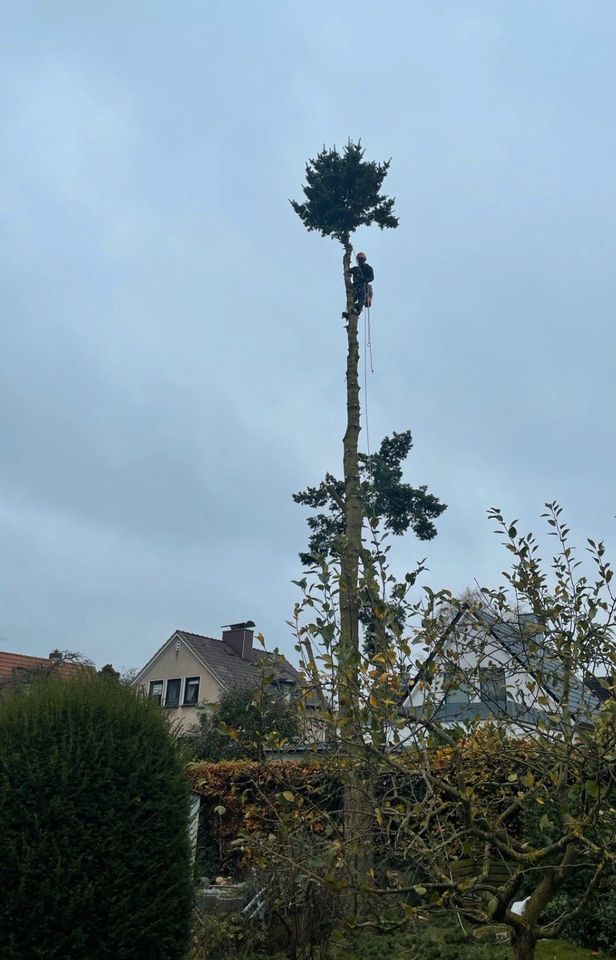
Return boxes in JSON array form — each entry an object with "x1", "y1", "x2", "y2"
[{"x1": 406, "y1": 622, "x2": 560, "y2": 719}]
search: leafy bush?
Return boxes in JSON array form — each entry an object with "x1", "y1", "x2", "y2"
[
  {"x1": 186, "y1": 684, "x2": 300, "y2": 762},
  {"x1": 0, "y1": 673, "x2": 193, "y2": 960},
  {"x1": 255, "y1": 830, "x2": 346, "y2": 959},
  {"x1": 189, "y1": 912, "x2": 267, "y2": 960},
  {"x1": 541, "y1": 872, "x2": 616, "y2": 955},
  {"x1": 189, "y1": 759, "x2": 342, "y2": 877}
]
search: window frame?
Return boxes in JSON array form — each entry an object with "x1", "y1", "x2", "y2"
[
  {"x1": 442, "y1": 669, "x2": 471, "y2": 705},
  {"x1": 149, "y1": 679, "x2": 164, "y2": 706},
  {"x1": 183, "y1": 676, "x2": 200, "y2": 706},
  {"x1": 479, "y1": 666, "x2": 507, "y2": 711},
  {"x1": 165, "y1": 677, "x2": 182, "y2": 708}
]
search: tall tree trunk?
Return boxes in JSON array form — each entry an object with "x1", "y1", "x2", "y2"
[
  {"x1": 338, "y1": 239, "x2": 362, "y2": 716},
  {"x1": 338, "y1": 237, "x2": 372, "y2": 911}
]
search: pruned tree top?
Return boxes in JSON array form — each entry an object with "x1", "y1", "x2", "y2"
[{"x1": 290, "y1": 139, "x2": 399, "y2": 241}]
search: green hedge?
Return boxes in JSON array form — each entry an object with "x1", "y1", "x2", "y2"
[{"x1": 0, "y1": 674, "x2": 193, "y2": 960}]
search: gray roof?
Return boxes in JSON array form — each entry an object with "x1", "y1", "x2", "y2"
[{"x1": 175, "y1": 630, "x2": 300, "y2": 692}]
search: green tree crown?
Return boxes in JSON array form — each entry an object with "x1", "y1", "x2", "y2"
[{"x1": 290, "y1": 139, "x2": 399, "y2": 241}]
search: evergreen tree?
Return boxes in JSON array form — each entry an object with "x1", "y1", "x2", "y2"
[
  {"x1": 290, "y1": 140, "x2": 398, "y2": 240},
  {"x1": 0, "y1": 674, "x2": 193, "y2": 960}
]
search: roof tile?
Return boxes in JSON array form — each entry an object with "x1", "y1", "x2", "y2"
[
  {"x1": 174, "y1": 631, "x2": 299, "y2": 691},
  {"x1": 0, "y1": 651, "x2": 84, "y2": 682}
]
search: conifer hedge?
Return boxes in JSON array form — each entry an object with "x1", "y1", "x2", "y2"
[{"x1": 0, "y1": 674, "x2": 194, "y2": 960}]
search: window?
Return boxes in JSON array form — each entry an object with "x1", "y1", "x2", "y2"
[
  {"x1": 184, "y1": 677, "x2": 200, "y2": 705},
  {"x1": 442, "y1": 670, "x2": 470, "y2": 705},
  {"x1": 165, "y1": 678, "x2": 181, "y2": 707},
  {"x1": 274, "y1": 679, "x2": 296, "y2": 703},
  {"x1": 149, "y1": 680, "x2": 163, "y2": 706},
  {"x1": 480, "y1": 667, "x2": 507, "y2": 711}
]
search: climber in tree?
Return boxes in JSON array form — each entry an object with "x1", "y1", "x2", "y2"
[{"x1": 343, "y1": 252, "x2": 374, "y2": 319}]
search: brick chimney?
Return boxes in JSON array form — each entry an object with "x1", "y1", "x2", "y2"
[{"x1": 222, "y1": 621, "x2": 255, "y2": 660}]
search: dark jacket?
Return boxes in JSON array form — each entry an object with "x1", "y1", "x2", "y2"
[{"x1": 351, "y1": 262, "x2": 374, "y2": 285}]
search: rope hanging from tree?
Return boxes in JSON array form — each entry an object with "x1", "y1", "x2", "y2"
[{"x1": 363, "y1": 302, "x2": 373, "y2": 457}]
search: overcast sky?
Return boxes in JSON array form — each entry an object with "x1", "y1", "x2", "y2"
[{"x1": 2, "y1": 1, "x2": 615, "y2": 671}]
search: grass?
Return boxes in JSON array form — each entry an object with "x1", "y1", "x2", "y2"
[
  {"x1": 325, "y1": 928, "x2": 608, "y2": 960},
  {"x1": 189, "y1": 911, "x2": 610, "y2": 960},
  {"x1": 537, "y1": 941, "x2": 603, "y2": 960}
]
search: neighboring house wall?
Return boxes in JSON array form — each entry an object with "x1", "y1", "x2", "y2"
[
  {"x1": 403, "y1": 608, "x2": 602, "y2": 732},
  {"x1": 405, "y1": 635, "x2": 551, "y2": 732},
  {"x1": 136, "y1": 638, "x2": 222, "y2": 733},
  {"x1": 134, "y1": 623, "x2": 302, "y2": 735}
]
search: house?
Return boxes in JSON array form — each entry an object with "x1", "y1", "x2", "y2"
[
  {"x1": 0, "y1": 649, "x2": 86, "y2": 689},
  {"x1": 132, "y1": 621, "x2": 300, "y2": 732},
  {"x1": 402, "y1": 606, "x2": 604, "y2": 732}
]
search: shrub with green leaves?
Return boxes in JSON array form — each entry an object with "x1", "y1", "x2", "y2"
[
  {"x1": 186, "y1": 683, "x2": 300, "y2": 762},
  {"x1": 189, "y1": 912, "x2": 268, "y2": 960},
  {"x1": 0, "y1": 674, "x2": 193, "y2": 960},
  {"x1": 540, "y1": 871, "x2": 616, "y2": 955}
]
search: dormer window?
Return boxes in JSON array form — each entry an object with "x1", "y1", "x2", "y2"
[{"x1": 274, "y1": 678, "x2": 296, "y2": 702}]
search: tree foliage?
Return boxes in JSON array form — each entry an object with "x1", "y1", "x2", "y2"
[
  {"x1": 280, "y1": 505, "x2": 616, "y2": 960},
  {"x1": 290, "y1": 140, "x2": 399, "y2": 241},
  {"x1": 187, "y1": 683, "x2": 301, "y2": 762},
  {"x1": 98, "y1": 662, "x2": 120, "y2": 680},
  {"x1": 293, "y1": 430, "x2": 446, "y2": 566},
  {"x1": 0, "y1": 673, "x2": 193, "y2": 960}
]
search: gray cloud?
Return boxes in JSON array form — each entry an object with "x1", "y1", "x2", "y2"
[{"x1": 1, "y1": 1, "x2": 615, "y2": 669}]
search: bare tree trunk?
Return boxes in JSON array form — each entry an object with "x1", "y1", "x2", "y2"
[
  {"x1": 338, "y1": 238, "x2": 362, "y2": 719},
  {"x1": 338, "y1": 237, "x2": 373, "y2": 912}
]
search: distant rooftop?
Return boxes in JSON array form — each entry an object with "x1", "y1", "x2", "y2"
[{"x1": 0, "y1": 650, "x2": 85, "y2": 682}]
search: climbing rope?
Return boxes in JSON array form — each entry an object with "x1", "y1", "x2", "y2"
[
  {"x1": 363, "y1": 300, "x2": 374, "y2": 457},
  {"x1": 361, "y1": 297, "x2": 390, "y2": 620},
  {"x1": 366, "y1": 300, "x2": 374, "y2": 375}
]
